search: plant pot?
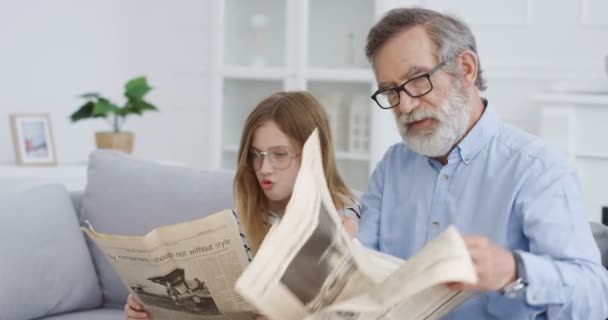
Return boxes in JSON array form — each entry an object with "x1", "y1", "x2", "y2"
[{"x1": 95, "y1": 131, "x2": 134, "y2": 154}]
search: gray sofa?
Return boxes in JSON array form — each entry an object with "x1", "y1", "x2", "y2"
[
  {"x1": 1, "y1": 150, "x2": 234, "y2": 320},
  {"x1": 2, "y1": 150, "x2": 608, "y2": 320}
]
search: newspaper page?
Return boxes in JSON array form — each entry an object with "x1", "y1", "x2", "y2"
[
  {"x1": 235, "y1": 129, "x2": 478, "y2": 320},
  {"x1": 83, "y1": 210, "x2": 255, "y2": 320}
]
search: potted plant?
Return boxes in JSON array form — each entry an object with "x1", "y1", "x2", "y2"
[{"x1": 70, "y1": 76, "x2": 158, "y2": 154}]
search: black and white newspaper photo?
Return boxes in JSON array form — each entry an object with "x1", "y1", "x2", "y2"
[{"x1": 280, "y1": 200, "x2": 357, "y2": 312}]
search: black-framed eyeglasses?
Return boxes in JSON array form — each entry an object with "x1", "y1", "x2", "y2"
[
  {"x1": 371, "y1": 61, "x2": 447, "y2": 110},
  {"x1": 249, "y1": 147, "x2": 299, "y2": 171}
]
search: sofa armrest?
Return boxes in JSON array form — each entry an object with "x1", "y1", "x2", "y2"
[{"x1": 70, "y1": 191, "x2": 84, "y2": 221}]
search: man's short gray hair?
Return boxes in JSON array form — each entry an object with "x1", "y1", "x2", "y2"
[{"x1": 366, "y1": 7, "x2": 487, "y2": 91}]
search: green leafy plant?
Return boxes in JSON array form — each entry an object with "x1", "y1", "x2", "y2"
[{"x1": 70, "y1": 76, "x2": 158, "y2": 133}]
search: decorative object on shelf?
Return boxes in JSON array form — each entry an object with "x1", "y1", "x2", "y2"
[
  {"x1": 347, "y1": 32, "x2": 356, "y2": 66},
  {"x1": 250, "y1": 14, "x2": 269, "y2": 67},
  {"x1": 9, "y1": 113, "x2": 57, "y2": 166},
  {"x1": 70, "y1": 76, "x2": 158, "y2": 154},
  {"x1": 319, "y1": 92, "x2": 349, "y2": 151},
  {"x1": 348, "y1": 94, "x2": 371, "y2": 153},
  {"x1": 605, "y1": 53, "x2": 608, "y2": 78}
]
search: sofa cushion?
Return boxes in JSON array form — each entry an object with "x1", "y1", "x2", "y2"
[
  {"x1": 0, "y1": 184, "x2": 102, "y2": 320},
  {"x1": 41, "y1": 308, "x2": 123, "y2": 320},
  {"x1": 80, "y1": 150, "x2": 234, "y2": 308}
]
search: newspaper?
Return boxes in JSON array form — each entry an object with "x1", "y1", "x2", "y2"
[
  {"x1": 235, "y1": 129, "x2": 479, "y2": 320},
  {"x1": 83, "y1": 210, "x2": 255, "y2": 320}
]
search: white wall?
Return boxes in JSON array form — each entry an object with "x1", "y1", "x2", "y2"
[
  {"x1": 0, "y1": 0, "x2": 216, "y2": 168},
  {"x1": 2, "y1": 0, "x2": 607, "y2": 219}
]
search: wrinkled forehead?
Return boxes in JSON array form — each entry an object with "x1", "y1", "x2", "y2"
[{"x1": 372, "y1": 27, "x2": 439, "y2": 86}]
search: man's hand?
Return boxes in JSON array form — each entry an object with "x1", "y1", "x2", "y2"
[{"x1": 447, "y1": 235, "x2": 517, "y2": 292}]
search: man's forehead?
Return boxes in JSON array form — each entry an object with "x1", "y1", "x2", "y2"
[{"x1": 372, "y1": 28, "x2": 437, "y2": 85}]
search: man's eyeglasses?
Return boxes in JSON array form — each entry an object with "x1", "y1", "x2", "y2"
[
  {"x1": 249, "y1": 147, "x2": 299, "y2": 171},
  {"x1": 371, "y1": 61, "x2": 446, "y2": 110}
]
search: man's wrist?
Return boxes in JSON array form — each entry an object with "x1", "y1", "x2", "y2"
[
  {"x1": 513, "y1": 250, "x2": 528, "y2": 283},
  {"x1": 500, "y1": 251, "x2": 528, "y2": 298}
]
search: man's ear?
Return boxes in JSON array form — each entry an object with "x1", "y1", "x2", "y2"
[{"x1": 457, "y1": 50, "x2": 478, "y2": 89}]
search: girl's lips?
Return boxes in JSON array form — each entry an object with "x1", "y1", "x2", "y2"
[{"x1": 261, "y1": 180, "x2": 274, "y2": 190}]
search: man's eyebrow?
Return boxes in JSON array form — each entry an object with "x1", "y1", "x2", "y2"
[
  {"x1": 404, "y1": 66, "x2": 424, "y2": 78},
  {"x1": 377, "y1": 66, "x2": 425, "y2": 89}
]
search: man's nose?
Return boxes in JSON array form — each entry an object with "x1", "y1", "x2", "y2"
[{"x1": 396, "y1": 90, "x2": 420, "y2": 114}]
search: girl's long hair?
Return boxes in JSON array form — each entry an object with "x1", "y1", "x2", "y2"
[{"x1": 233, "y1": 91, "x2": 354, "y2": 254}]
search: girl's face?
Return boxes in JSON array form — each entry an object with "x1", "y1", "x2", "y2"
[{"x1": 249, "y1": 120, "x2": 301, "y2": 208}]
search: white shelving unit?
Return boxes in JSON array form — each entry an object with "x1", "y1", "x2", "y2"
[
  {"x1": 535, "y1": 90, "x2": 608, "y2": 223},
  {"x1": 212, "y1": 0, "x2": 395, "y2": 191}
]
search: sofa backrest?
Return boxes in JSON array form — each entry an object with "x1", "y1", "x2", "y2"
[
  {"x1": 1, "y1": 185, "x2": 102, "y2": 319},
  {"x1": 78, "y1": 150, "x2": 235, "y2": 308},
  {"x1": 591, "y1": 222, "x2": 608, "y2": 269}
]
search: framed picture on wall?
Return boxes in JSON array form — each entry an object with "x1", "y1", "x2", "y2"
[{"x1": 10, "y1": 114, "x2": 57, "y2": 166}]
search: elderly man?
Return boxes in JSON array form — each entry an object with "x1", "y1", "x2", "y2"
[{"x1": 358, "y1": 7, "x2": 608, "y2": 319}]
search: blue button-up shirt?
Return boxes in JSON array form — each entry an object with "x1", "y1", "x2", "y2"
[{"x1": 357, "y1": 103, "x2": 608, "y2": 319}]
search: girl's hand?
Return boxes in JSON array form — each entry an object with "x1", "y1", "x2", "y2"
[
  {"x1": 341, "y1": 216, "x2": 358, "y2": 239},
  {"x1": 125, "y1": 294, "x2": 150, "y2": 320}
]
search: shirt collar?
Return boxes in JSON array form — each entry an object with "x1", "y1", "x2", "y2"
[{"x1": 455, "y1": 98, "x2": 501, "y2": 165}]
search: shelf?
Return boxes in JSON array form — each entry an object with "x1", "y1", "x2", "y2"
[
  {"x1": 223, "y1": 145, "x2": 368, "y2": 161},
  {"x1": 533, "y1": 93, "x2": 608, "y2": 106},
  {"x1": 573, "y1": 152, "x2": 608, "y2": 160},
  {"x1": 334, "y1": 151, "x2": 369, "y2": 161},
  {"x1": 305, "y1": 68, "x2": 374, "y2": 83},
  {"x1": 307, "y1": 0, "x2": 374, "y2": 69},
  {"x1": 0, "y1": 163, "x2": 88, "y2": 196},
  {"x1": 0, "y1": 163, "x2": 87, "y2": 179},
  {"x1": 223, "y1": 0, "x2": 287, "y2": 67},
  {"x1": 222, "y1": 66, "x2": 287, "y2": 80},
  {"x1": 549, "y1": 80, "x2": 608, "y2": 95},
  {"x1": 216, "y1": 0, "x2": 377, "y2": 192}
]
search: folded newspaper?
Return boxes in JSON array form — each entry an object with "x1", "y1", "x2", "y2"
[
  {"x1": 83, "y1": 129, "x2": 478, "y2": 320},
  {"x1": 83, "y1": 210, "x2": 255, "y2": 320}
]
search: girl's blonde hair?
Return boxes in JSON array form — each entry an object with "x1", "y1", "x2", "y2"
[{"x1": 234, "y1": 91, "x2": 354, "y2": 253}]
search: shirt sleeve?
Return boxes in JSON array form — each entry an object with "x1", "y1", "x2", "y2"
[
  {"x1": 516, "y1": 165, "x2": 608, "y2": 318},
  {"x1": 356, "y1": 151, "x2": 388, "y2": 250}
]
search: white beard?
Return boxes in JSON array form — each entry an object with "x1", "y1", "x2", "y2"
[{"x1": 396, "y1": 83, "x2": 471, "y2": 157}]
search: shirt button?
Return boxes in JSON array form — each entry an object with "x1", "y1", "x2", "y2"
[
  {"x1": 431, "y1": 221, "x2": 440, "y2": 228},
  {"x1": 441, "y1": 174, "x2": 449, "y2": 181}
]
